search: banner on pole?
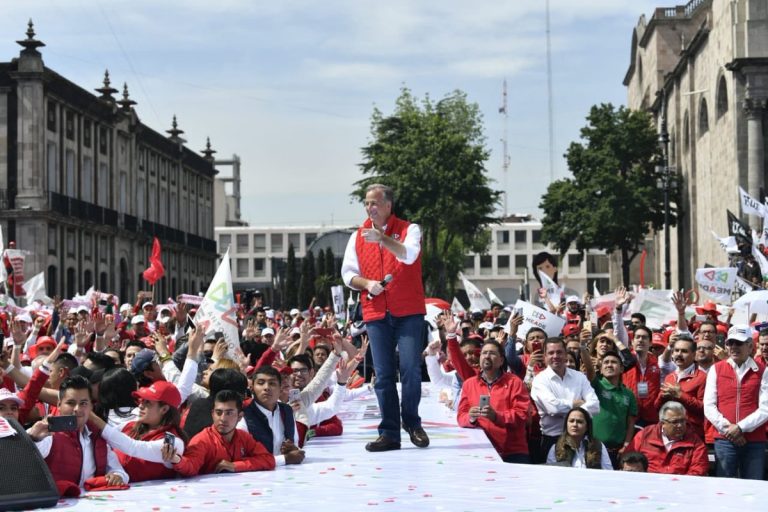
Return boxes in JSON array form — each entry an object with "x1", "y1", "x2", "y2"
[{"x1": 195, "y1": 249, "x2": 239, "y2": 359}]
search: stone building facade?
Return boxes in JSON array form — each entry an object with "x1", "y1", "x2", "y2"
[
  {"x1": 0, "y1": 22, "x2": 217, "y2": 302},
  {"x1": 624, "y1": 0, "x2": 768, "y2": 288}
]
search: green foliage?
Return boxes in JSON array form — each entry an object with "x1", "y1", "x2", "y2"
[
  {"x1": 352, "y1": 87, "x2": 501, "y2": 297},
  {"x1": 324, "y1": 247, "x2": 336, "y2": 278},
  {"x1": 539, "y1": 103, "x2": 677, "y2": 285},
  {"x1": 284, "y1": 244, "x2": 298, "y2": 308}
]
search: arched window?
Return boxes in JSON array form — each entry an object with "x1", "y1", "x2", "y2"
[
  {"x1": 47, "y1": 265, "x2": 57, "y2": 297},
  {"x1": 683, "y1": 111, "x2": 690, "y2": 153},
  {"x1": 716, "y1": 75, "x2": 728, "y2": 119},
  {"x1": 66, "y1": 268, "x2": 76, "y2": 298},
  {"x1": 699, "y1": 98, "x2": 709, "y2": 135}
]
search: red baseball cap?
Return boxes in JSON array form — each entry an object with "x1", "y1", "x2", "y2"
[{"x1": 132, "y1": 381, "x2": 182, "y2": 408}]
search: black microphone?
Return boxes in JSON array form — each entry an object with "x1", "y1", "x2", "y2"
[{"x1": 367, "y1": 274, "x2": 393, "y2": 300}]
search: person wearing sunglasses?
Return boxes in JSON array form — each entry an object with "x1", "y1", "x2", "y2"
[{"x1": 704, "y1": 325, "x2": 768, "y2": 479}]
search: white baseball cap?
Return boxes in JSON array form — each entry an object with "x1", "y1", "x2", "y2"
[
  {"x1": 262, "y1": 327, "x2": 275, "y2": 336},
  {"x1": 0, "y1": 388, "x2": 24, "y2": 406},
  {"x1": 131, "y1": 314, "x2": 146, "y2": 325}
]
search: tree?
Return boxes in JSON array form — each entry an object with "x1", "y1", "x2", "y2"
[
  {"x1": 298, "y1": 251, "x2": 316, "y2": 309},
  {"x1": 539, "y1": 103, "x2": 677, "y2": 286},
  {"x1": 315, "y1": 250, "x2": 327, "y2": 307},
  {"x1": 324, "y1": 247, "x2": 336, "y2": 278},
  {"x1": 352, "y1": 87, "x2": 500, "y2": 297},
  {"x1": 284, "y1": 244, "x2": 298, "y2": 308}
]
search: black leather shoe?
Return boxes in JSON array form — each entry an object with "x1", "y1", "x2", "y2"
[
  {"x1": 404, "y1": 425, "x2": 430, "y2": 448},
  {"x1": 365, "y1": 435, "x2": 401, "y2": 452}
]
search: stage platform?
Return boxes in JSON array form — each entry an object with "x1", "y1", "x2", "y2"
[{"x1": 49, "y1": 385, "x2": 766, "y2": 512}]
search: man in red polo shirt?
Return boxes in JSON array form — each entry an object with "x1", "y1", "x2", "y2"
[
  {"x1": 341, "y1": 184, "x2": 428, "y2": 452},
  {"x1": 704, "y1": 325, "x2": 768, "y2": 479}
]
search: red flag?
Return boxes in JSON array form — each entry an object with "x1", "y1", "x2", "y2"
[
  {"x1": 639, "y1": 248, "x2": 647, "y2": 288},
  {"x1": 142, "y1": 237, "x2": 165, "y2": 285}
]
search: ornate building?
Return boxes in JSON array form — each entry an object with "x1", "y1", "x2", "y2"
[
  {"x1": 0, "y1": 22, "x2": 217, "y2": 301},
  {"x1": 624, "y1": 0, "x2": 768, "y2": 288}
]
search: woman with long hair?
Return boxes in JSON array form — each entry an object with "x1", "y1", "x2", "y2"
[
  {"x1": 90, "y1": 380, "x2": 188, "y2": 482},
  {"x1": 546, "y1": 407, "x2": 612, "y2": 469},
  {"x1": 99, "y1": 367, "x2": 139, "y2": 429}
]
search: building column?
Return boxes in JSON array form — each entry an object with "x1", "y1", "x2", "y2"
[{"x1": 745, "y1": 97, "x2": 766, "y2": 225}]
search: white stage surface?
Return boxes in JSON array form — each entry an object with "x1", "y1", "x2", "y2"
[{"x1": 48, "y1": 385, "x2": 766, "y2": 512}]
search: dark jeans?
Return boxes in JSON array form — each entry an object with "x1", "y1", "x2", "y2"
[
  {"x1": 714, "y1": 439, "x2": 766, "y2": 480},
  {"x1": 540, "y1": 434, "x2": 560, "y2": 463},
  {"x1": 366, "y1": 312, "x2": 425, "y2": 441}
]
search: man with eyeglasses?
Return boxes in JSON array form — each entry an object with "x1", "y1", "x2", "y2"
[
  {"x1": 625, "y1": 400, "x2": 708, "y2": 475},
  {"x1": 704, "y1": 325, "x2": 768, "y2": 479},
  {"x1": 622, "y1": 325, "x2": 661, "y2": 428}
]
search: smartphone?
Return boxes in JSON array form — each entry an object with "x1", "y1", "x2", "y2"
[
  {"x1": 513, "y1": 307, "x2": 523, "y2": 318},
  {"x1": 288, "y1": 388, "x2": 301, "y2": 402},
  {"x1": 716, "y1": 333, "x2": 725, "y2": 347},
  {"x1": 313, "y1": 327, "x2": 334, "y2": 339},
  {"x1": 47, "y1": 415, "x2": 78, "y2": 432},
  {"x1": 583, "y1": 320, "x2": 592, "y2": 333},
  {"x1": 478, "y1": 395, "x2": 490, "y2": 408},
  {"x1": 531, "y1": 341, "x2": 542, "y2": 353},
  {"x1": 164, "y1": 432, "x2": 175, "y2": 447}
]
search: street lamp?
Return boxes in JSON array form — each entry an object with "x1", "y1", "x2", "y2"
[{"x1": 657, "y1": 91, "x2": 672, "y2": 289}]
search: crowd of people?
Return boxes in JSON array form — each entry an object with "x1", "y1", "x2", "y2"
[
  {"x1": 0, "y1": 278, "x2": 765, "y2": 498},
  {"x1": 0, "y1": 183, "x2": 766, "y2": 501}
]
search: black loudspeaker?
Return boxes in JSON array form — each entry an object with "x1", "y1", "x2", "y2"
[{"x1": 0, "y1": 417, "x2": 59, "y2": 510}]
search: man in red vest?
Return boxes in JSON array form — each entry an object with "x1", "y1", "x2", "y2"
[
  {"x1": 704, "y1": 324, "x2": 768, "y2": 479},
  {"x1": 341, "y1": 184, "x2": 428, "y2": 452},
  {"x1": 27, "y1": 376, "x2": 128, "y2": 489}
]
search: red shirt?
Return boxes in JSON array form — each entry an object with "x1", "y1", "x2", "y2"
[
  {"x1": 622, "y1": 353, "x2": 661, "y2": 424},
  {"x1": 173, "y1": 425, "x2": 275, "y2": 476},
  {"x1": 653, "y1": 367, "x2": 706, "y2": 440},
  {"x1": 458, "y1": 372, "x2": 530, "y2": 457}
]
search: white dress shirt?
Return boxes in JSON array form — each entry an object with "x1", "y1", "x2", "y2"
[
  {"x1": 531, "y1": 366, "x2": 600, "y2": 436},
  {"x1": 33, "y1": 426, "x2": 130, "y2": 486},
  {"x1": 253, "y1": 401, "x2": 300, "y2": 467},
  {"x1": 341, "y1": 222, "x2": 422, "y2": 288},
  {"x1": 703, "y1": 357, "x2": 768, "y2": 434}
]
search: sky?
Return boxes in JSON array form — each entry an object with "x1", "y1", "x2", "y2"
[{"x1": 1, "y1": 0, "x2": 662, "y2": 227}]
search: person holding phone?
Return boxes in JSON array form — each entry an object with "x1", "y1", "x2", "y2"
[
  {"x1": 457, "y1": 340, "x2": 530, "y2": 463},
  {"x1": 89, "y1": 380, "x2": 188, "y2": 482},
  {"x1": 341, "y1": 183, "x2": 428, "y2": 452},
  {"x1": 27, "y1": 376, "x2": 129, "y2": 489}
]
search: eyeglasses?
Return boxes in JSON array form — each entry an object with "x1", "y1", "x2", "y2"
[
  {"x1": 291, "y1": 367, "x2": 310, "y2": 375},
  {"x1": 725, "y1": 340, "x2": 746, "y2": 347},
  {"x1": 661, "y1": 418, "x2": 686, "y2": 426},
  {"x1": 633, "y1": 335, "x2": 650, "y2": 340}
]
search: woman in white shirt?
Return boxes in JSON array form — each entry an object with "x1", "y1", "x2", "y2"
[{"x1": 546, "y1": 407, "x2": 613, "y2": 470}]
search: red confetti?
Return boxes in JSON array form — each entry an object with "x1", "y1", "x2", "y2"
[
  {"x1": 344, "y1": 474, "x2": 354, "y2": 477},
  {"x1": 423, "y1": 494, "x2": 432, "y2": 498},
  {"x1": 327, "y1": 467, "x2": 336, "y2": 470},
  {"x1": 368, "y1": 502, "x2": 379, "y2": 506},
  {"x1": 487, "y1": 470, "x2": 497, "y2": 473},
  {"x1": 251, "y1": 492, "x2": 262, "y2": 496},
  {"x1": 384, "y1": 499, "x2": 395, "y2": 503},
  {"x1": 638, "y1": 496, "x2": 649, "y2": 500}
]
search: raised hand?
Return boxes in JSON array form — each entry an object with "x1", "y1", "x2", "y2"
[{"x1": 671, "y1": 290, "x2": 686, "y2": 313}]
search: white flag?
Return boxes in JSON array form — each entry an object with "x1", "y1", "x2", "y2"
[
  {"x1": 711, "y1": 231, "x2": 739, "y2": 254},
  {"x1": 739, "y1": 187, "x2": 766, "y2": 217},
  {"x1": 752, "y1": 243, "x2": 768, "y2": 280},
  {"x1": 592, "y1": 280, "x2": 602, "y2": 298},
  {"x1": 22, "y1": 271, "x2": 50, "y2": 304},
  {"x1": 195, "y1": 249, "x2": 239, "y2": 359},
  {"x1": 487, "y1": 288, "x2": 504, "y2": 306},
  {"x1": 331, "y1": 285, "x2": 345, "y2": 319},
  {"x1": 459, "y1": 272, "x2": 491, "y2": 311},
  {"x1": 451, "y1": 297, "x2": 466, "y2": 315},
  {"x1": 538, "y1": 270, "x2": 563, "y2": 306},
  {"x1": 734, "y1": 276, "x2": 754, "y2": 294},
  {"x1": 695, "y1": 267, "x2": 736, "y2": 304}
]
